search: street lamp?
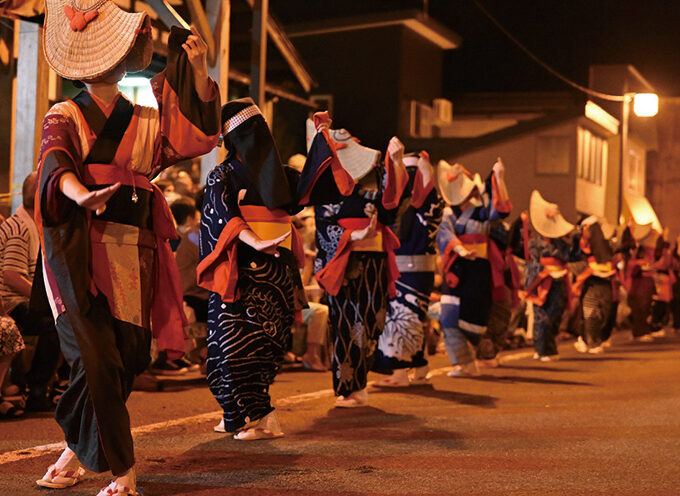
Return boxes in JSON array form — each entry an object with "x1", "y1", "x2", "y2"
[
  {"x1": 617, "y1": 91, "x2": 659, "y2": 223},
  {"x1": 633, "y1": 93, "x2": 659, "y2": 118}
]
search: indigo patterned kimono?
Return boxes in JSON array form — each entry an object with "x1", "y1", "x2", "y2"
[
  {"x1": 374, "y1": 164, "x2": 444, "y2": 372},
  {"x1": 314, "y1": 165, "x2": 401, "y2": 397},
  {"x1": 35, "y1": 29, "x2": 220, "y2": 475},
  {"x1": 197, "y1": 159, "x2": 307, "y2": 432},
  {"x1": 197, "y1": 109, "x2": 354, "y2": 431},
  {"x1": 526, "y1": 236, "x2": 579, "y2": 357},
  {"x1": 437, "y1": 172, "x2": 511, "y2": 366}
]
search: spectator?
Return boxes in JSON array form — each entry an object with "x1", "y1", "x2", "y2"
[
  {"x1": 0, "y1": 300, "x2": 25, "y2": 418},
  {"x1": 0, "y1": 172, "x2": 60, "y2": 411}
]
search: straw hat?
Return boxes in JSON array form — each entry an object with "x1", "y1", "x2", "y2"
[
  {"x1": 437, "y1": 160, "x2": 483, "y2": 206},
  {"x1": 44, "y1": 0, "x2": 152, "y2": 81},
  {"x1": 305, "y1": 118, "x2": 380, "y2": 182},
  {"x1": 529, "y1": 190, "x2": 575, "y2": 238},
  {"x1": 287, "y1": 153, "x2": 307, "y2": 172}
]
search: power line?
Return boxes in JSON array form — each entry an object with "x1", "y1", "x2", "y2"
[{"x1": 471, "y1": 0, "x2": 625, "y2": 102}]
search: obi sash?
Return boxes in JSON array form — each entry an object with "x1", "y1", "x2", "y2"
[
  {"x1": 315, "y1": 217, "x2": 400, "y2": 297},
  {"x1": 572, "y1": 257, "x2": 617, "y2": 299},
  {"x1": 441, "y1": 233, "x2": 507, "y2": 302},
  {"x1": 240, "y1": 205, "x2": 293, "y2": 250},
  {"x1": 525, "y1": 256, "x2": 572, "y2": 309},
  {"x1": 196, "y1": 205, "x2": 304, "y2": 303},
  {"x1": 84, "y1": 163, "x2": 188, "y2": 359},
  {"x1": 395, "y1": 254, "x2": 437, "y2": 273}
]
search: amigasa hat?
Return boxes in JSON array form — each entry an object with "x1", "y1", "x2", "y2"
[
  {"x1": 44, "y1": 0, "x2": 152, "y2": 81},
  {"x1": 529, "y1": 190, "x2": 575, "y2": 239},
  {"x1": 437, "y1": 160, "x2": 483, "y2": 206},
  {"x1": 305, "y1": 119, "x2": 380, "y2": 182}
]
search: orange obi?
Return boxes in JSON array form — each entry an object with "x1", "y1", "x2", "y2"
[
  {"x1": 315, "y1": 217, "x2": 401, "y2": 297},
  {"x1": 240, "y1": 205, "x2": 293, "y2": 250},
  {"x1": 526, "y1": 257, "x2": 572, "y2": 309}
]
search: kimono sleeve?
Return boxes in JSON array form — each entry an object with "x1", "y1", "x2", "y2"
[
  {"x1": 298, "y1": 113, "x2": 355, "y2": 206},
  {"x1": 151, "y1": 27, "x2": 221, "y2": 169},
  {"x1": 437, "y1": 211, "x2": 462, "y2": 255},
  {"x1": 36, "y1": 107, "x2": 83, "y2": 227},
  {"x1": 481, "y1": 171, "x2": 512, "y2": 222}
]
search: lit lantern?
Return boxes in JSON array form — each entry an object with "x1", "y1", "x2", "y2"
[{"x1": 633, "y1": 93, "x2": 659, "y2": 117}]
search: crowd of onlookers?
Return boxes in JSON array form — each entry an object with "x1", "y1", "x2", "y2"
[{"x1": 1, "y1": 162, "x2": 678, "y2": 419}]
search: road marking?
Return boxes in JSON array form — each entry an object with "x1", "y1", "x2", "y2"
[{"x1": 0, "y1": 349, "x2": 534, "y2": 466}]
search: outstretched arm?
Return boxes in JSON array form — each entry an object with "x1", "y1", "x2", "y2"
[{"x1": 58, "y1": 172, "x2": 120, "y2": 215}]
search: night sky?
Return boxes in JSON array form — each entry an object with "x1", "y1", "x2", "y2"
[{"x1": 272, "y1": 0, "x2": 680, "y2": 97}]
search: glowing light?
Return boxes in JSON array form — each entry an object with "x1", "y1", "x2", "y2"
[
  {"x1": 633, "y1": 93, "x2": 658, "y2": 117},
  {"x1": 119, "y1": 77, "x2": 151, "y2": 87}
]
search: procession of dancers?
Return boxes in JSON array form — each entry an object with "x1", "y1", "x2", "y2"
[{"x1": 0, "y1": 2, "x2": 676, "y2": 495}]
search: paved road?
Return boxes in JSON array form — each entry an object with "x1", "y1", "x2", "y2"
[{"x1": 1, "y1": 331, "x2": 679, "y2": 495}]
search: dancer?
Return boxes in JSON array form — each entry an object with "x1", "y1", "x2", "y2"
[
  {"x1": 35, "y1": 1, "x2": 220, "y2": 493},
  {"x1": 526, "y1": 191, "x2": 577, "y2": 361},
  {"x1": 310, "y1": 121, "x2": 401, "y2": 407},
  {"x1": 373, "y1": 145, "x2": 444, "y2": 386},
  {"x1": 573, "y1": 217, "x2": 617, "y2": 354},
  {"x1": 198, "y1": 100, "x2": 344, "y2": 439},
  {"x1": 437, "y1": 159, "x2": 511, "y2": 377},
  {"x1": 625, "y1": 224, "x2": 657, "y2": 342}
]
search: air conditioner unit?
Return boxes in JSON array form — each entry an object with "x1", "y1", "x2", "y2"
[
  {"x1": 409, "y1": 100, "x2": 433, "y2": 138},
  {"x1": 432, "y1": 98, "x2": 453, "y2": 124}
]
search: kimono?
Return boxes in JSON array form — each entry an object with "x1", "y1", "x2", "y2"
[
  {"x1": 314, "y1": 167, "x2": 401, "y2": 397},
  {"x1": 573, "y1": 225, "x2": 617, "y2": 348},
  {"x1": 197, "y1": 159, "x2": 306, "y2": 433},
  {"x1": 34, "y1": 29, "x2": 220, "y2": 475},
  {"x1": 437, "y1": 172, "x2": 511, "y2": 367},
  {"x1": 650, "y1": 241, "x2": 675, "y2": 332},
  {"x1": 525, "y1": 237, "x2": 578, "y2": 357},
  {"x1": 374, "y1": 165, "x2": 444, "y2": 372},
  {"x1": 196, "y1": 109, "x2": 353, "y2": 431}
]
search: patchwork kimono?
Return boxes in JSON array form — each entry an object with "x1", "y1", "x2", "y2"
[
  {"x1": 374, "y1": 164, "x2": 444, "y2": 372},
  {"x1": 35, "y1": 29, "x2": 220, "y2": 475},
  {"x1": 437, "y1": 172, "x2": 511, "y2": 366}
]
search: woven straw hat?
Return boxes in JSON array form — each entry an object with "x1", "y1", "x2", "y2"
[
  {"x1": 305, "y1": 118, "x2": 380, "y2": 182},
  {"x1": 437, "y1": 160, "x2": 483, "y2": 206},
  {"x1": 287, "y1": 153, "x2": 307, "y2": 172},
  {"x1": 44, "y1": 0, "x2": 152, "y2": 81},
  {"x1": 529, "y1": 190, "x2": 575, "y2": 238}
]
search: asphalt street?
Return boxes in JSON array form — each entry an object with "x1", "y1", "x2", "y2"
[{"x1": 1, "y1": 331, "x2": 679, "y2": 495}]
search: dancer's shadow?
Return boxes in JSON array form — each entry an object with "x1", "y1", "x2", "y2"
[
  {"x1": 465, "y1": 374, "x2": 594, "y2": 386},
  {"x1": 560, "y1": 356, "x2": 644, "y2": 362},
  {"x1": 297, "y1": 405, "x2": 466, "y2": 446},
  {"x1": 140, "y1": 436, "x2": 306, "y2": 495},
  {"x1": 371, "y1": 384, "x2": 498, "y2": 408},
  {"x1": 499, "y1": 364, "x2": 581, "y2": 373}
]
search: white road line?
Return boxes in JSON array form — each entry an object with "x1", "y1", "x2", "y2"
[{"x1": 0, "y1": 349, "x2": 534, "y2": 466}]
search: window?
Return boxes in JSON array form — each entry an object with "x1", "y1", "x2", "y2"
[
  {"x1": 626, "y1": 146, "x2": 646, "y2": 196},
  {"x1": 577, "y1": 127, "x2": 607, "y2": 185}
]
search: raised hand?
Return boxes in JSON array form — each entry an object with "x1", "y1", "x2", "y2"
[
  {"x1": 183, "y1": 26, "x2": 208, "y2": 74},
  {"x1": 183, "y1": 25, "x2": 212, "y2": 100},
  {"x1": 387, "y1": 136, "x2": 405, "y2": 165},
  {"x1": 77, "y1": 182, "x2": 121, "y2": 216}
]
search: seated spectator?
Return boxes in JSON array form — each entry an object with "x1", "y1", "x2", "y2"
[
  {"x1": 0, "y1": 301, "x2": 25, "y2": 418},
  {"x1": 294, "y1": 207, "x2": 330, "y2": 371},
  {"x1": 0, "y1": 173, "x2": 60, "y2": 411}
]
